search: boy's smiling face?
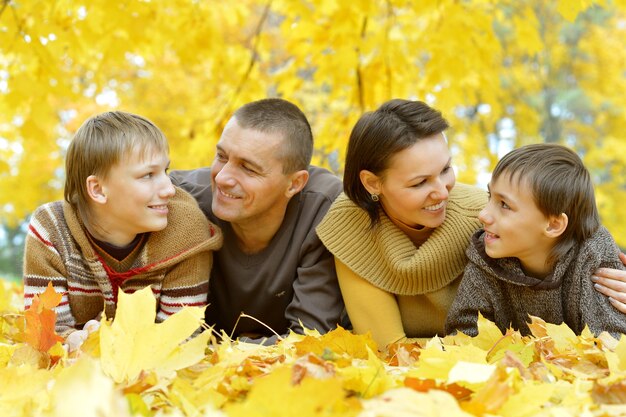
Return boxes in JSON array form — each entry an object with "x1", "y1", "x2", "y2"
[
  {"x1": 478, "y1": 173, "x2": 557, "y2": 278},
  {"x1": 95, "y1": 146, "x2": 175, "y2": 246}
]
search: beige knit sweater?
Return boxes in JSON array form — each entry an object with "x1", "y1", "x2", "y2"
[{"x1": 317, "y1": 183, "x2": 487, "y2": 343}]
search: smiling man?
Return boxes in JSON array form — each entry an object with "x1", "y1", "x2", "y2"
[{"x1": 171, "y1": 98, "x2": 345, "y2": 343}]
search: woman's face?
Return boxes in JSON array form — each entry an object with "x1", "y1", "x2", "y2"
[{"x1": 366, "y1": 133, "x2": 456, "y2": 229}]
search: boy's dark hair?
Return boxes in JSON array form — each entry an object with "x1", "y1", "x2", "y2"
[
  {"x1": 233, "y1": 98, "x2": 313, "y2": 174},
  {"x1": 492, "y1": 143, "x2": 600, "y2": 267},
  {"x1": 343, "y1": 99, "x2": 450, "y2": 226}
]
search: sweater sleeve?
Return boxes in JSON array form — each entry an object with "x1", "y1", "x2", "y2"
[
  {"x1": 23, "y1": 206, "x2": 78, "y2": 337},
  {"x1": 283, "y1": 224, "x2": 346, "y2": 335},
  {"x1": 577, "y1": 229, "x2": 626, "y2": 337},
  {"x1": 335, "y1": 258, "x2": 407, "y2": 349},
  {"x1": 445, "y1": 262, "x2": 497, "y2": 337}
]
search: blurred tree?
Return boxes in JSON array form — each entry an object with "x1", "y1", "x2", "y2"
[{"x1": 0, "y1": 0, "x2": 625, "y2": 247}]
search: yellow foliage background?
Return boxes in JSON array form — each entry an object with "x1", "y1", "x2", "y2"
[{"x1": 1, "y1": 0, "x2": 625, "y2": 247}]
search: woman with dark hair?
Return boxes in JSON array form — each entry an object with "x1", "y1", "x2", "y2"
[{"x1": 317, "y1": 98, "x2": 626, "y2": 349}]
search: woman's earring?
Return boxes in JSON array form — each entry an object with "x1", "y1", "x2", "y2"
[{"x1": 371, "y1": 194, "x2": 379, "y2": 202}]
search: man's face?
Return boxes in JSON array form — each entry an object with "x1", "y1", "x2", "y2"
[{"x1": 210, "y1": 118, "x2": 293, "y2": 228}]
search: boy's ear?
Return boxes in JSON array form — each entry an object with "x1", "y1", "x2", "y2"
[
  {"x1": 86, "y1": 175, "x2": 107, "y2": 204},
  {"x1": 359, "y1": 170, "x2": 382, "y2": 195},
  {"x1": 285, "y1": 169, "x2": 309, "y2": 198},
  {"x1": 545, "y1": 213, "x2": 568, "y2": 238}
]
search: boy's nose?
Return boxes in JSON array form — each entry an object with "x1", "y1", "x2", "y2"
[
  {"x1": 478, "y1": 207, "x2": 492, "y2": 225},
  {"x1": 160, "y1": 176, "x2": 176, "y2": 198}
]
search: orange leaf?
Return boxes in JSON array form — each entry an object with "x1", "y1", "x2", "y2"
[
  {"x1": 23, "y1": 282, "x2": 64, "y2": 353},
  {"x1": 404, "y1": 377, "x2": 473, "y2": 401}
]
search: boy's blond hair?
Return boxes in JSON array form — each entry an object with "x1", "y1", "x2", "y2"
[
  {"x1": 64, "y1": 111, "x2": 169, "y2": 218},
  {"x1": 492, "y1": 143, "x2": 600, "y2": 267}
]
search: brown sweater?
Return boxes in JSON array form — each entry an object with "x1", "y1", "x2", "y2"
[
  {"x1": 445, "y1": 228, "x2": 626, "y2": 337},
  {"x1": 23, "y1": 187, "x2": 223, "y2": 336}
]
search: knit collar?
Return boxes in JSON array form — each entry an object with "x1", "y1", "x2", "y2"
[
  {"x1": 317, "y1": 183, "x2": 487, "y2": 295},
  {"x1": 467, "y1": 229, "x2": 577, "y2": 290}
]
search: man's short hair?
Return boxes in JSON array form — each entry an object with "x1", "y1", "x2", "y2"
[
  {"x1": 343, "y1": 98, "x2": 450, "y2": 226},
  {"x1": 492, "y1": 143, "x2": 600, "y2": 267},
  {"x1": 64, "y1": 111, "x2": 169, "y2": 214},
  {"x1": 233, "y1": 98, "x2": 313, "y2": 174}
]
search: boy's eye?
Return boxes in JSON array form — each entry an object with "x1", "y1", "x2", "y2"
[{"x1": 500, "y1": 200, "x2": 510, "y2": 210}]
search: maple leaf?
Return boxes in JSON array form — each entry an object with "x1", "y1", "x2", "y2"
[
  {"x1": 359, "y1": 388, "x2": 473, "y2": 417},
  {"x1": 99, "y1": 286, "x2": 211, "y2": 383},
  {"x1": 338, "y1": 346, "x2": 396, "y2": 398},
  {"x1": 225, "y1": 366, "x2": 357, "y2": 417},
  {"x1": 461, "y1": 367, "x2": 514, "y2": 415},
  {"x1": 22, "y1": 282, "x2": 63, "y2": 353},
  {"x1": 404, "y1": 378, "x2": 473, "y2": 401},
  {"x1": 45, "y1": 357, "x2": 131, "y2": 417},
  {"x1": 295, "y1": 326, "x2": 378, "y2": 361}
]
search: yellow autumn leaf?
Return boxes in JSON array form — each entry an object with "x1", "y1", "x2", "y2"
[
  {"x1": 498, "y1": 382, "x2": 557, "y2": 417},
  {"x1": 408, "y1": 338, "x2": 487, "y2": 382},
  {"x1": 44, "y1": 357, "x2": 131, "y2": 417},
  {"x1": 338, "y1": 346, "x2": 397, "y2": 398},
  {"x1": 358, "y1": 388, "x2": 473, "y2": 417},
  {"x1": 295, "y1": 326, "x2": 378, "y2": 360},
  {"x1": 544, "y1": 320, "x2": 581, "y2": 354},
  {"x1": 225, "y1": 366, "x2": 357, "y2": 417},
  {"x1": 603, "y1": 335, "x2": 626, "y2": 383},
  {"x1": 0, "y1": 364, "x2": 56, "y2": 417},
  {"x1": 99, "y1": 286, "x2": 211, "y2": 383}
]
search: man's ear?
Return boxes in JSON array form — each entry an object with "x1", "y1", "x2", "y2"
[
  {"x1": 359, "y1": 170, "x2": 381, "y2": 196},
  {"x1": 86, "y1": 175, "x2": 107, "y2": 204},
  {"x1": 285, "y1": 169, "x2": 309, "y2": 198},
  {"x1": 545, "y1": 213, "x2": 568, "y2": 238}
]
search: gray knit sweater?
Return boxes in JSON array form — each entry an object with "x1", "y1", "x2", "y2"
[{"x1": 445, "y1": 227, "x2": 626, "y2": 337}]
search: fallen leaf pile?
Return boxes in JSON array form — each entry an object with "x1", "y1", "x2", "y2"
[{"x1": 2, "y1": 278, "x2": 626, "y2": 416}]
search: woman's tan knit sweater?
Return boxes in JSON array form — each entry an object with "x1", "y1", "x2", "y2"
[{"x1": 317, "y1": 183, "x2": 487, "y2": 342}]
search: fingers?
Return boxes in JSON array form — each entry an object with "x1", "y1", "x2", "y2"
[
  {"x1": 592, "y1": 275, "x2": 626, "y2": 313},
  {"x1": 620, "y1": 252, "x2": 626, "y2": 266},
  {"x1": 84, "y1": 319, "x2": 101, "y2": 334},
  {"x1": 609, "y1": 297, "x2": 626, "y2": 314},
  {"x1": 592, "y1": 267, "x2": 626, "y2": 283},
  {"x1": 65, "y1": 329, "x2": 89, "y2": 352}
]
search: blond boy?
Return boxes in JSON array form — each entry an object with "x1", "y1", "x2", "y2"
[{"x1": 23, "y1": 111, "x2": 222, "y2": 344}]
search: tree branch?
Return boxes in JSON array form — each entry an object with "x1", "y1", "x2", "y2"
[
  {"x1": 214, "y1": 0, "x2": 273, "y2": 134},
  {"x1": 355, "y1": 15, "x2": 368, "y2": 113},
  {"x1": 0, "y1": 0, "x2": 9, "y2": 20}
]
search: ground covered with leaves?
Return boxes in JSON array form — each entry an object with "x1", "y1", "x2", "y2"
[{"x1": 2, "y1": 280, "x2": 626, "y2": 417}]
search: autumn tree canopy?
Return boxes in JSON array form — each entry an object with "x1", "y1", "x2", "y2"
[{"x1": 1, "y1": 0, "x2": 625, "y2": 246}]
